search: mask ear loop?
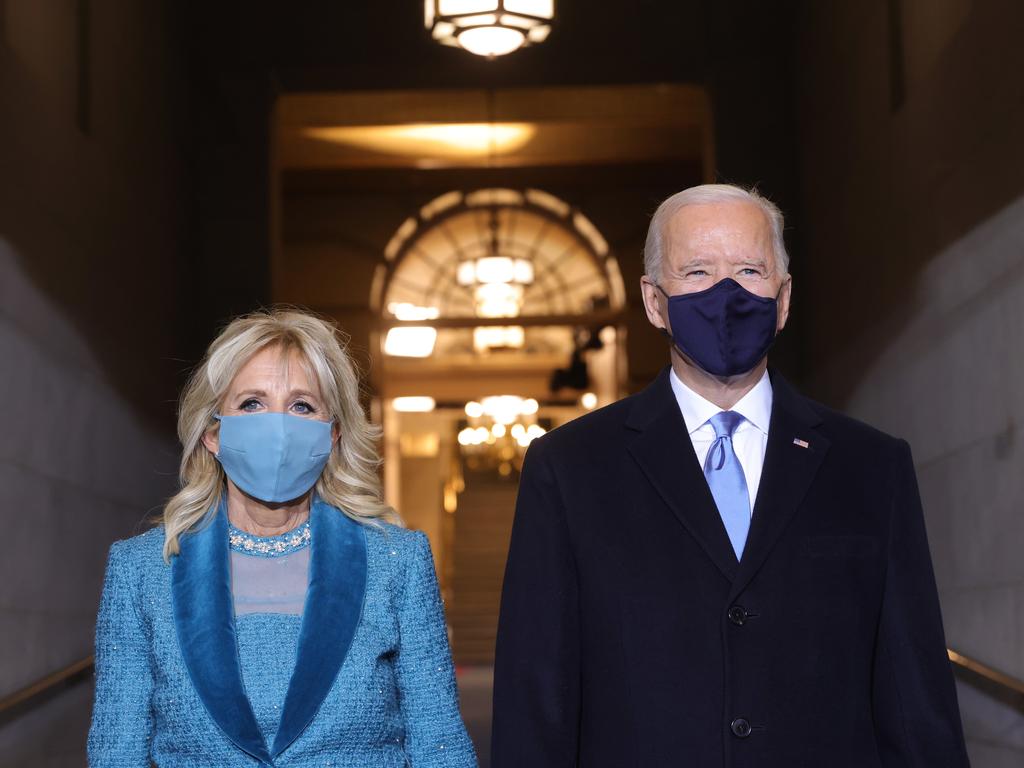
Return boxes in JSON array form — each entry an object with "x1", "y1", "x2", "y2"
[{"x1": 210, "y1": 414, "x2": 224, "y2": 458}]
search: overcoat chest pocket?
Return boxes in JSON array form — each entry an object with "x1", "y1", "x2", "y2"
[{"x1": 802, "y1": 534, "x2": 880, "y2": 559}]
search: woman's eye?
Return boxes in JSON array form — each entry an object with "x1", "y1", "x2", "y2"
[
  {"x1": 291, "y1": 400, "x2": 316, "y2": 414},
  {"x1": 240, "y1": 398, "x2": 262, "y2": 411}
]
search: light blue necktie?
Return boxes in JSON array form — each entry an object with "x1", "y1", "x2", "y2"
[{"x1": 704, "y1": 411, "x2": 751, "y2": 560}]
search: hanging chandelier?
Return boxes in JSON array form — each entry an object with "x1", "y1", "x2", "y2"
[
  {"x1": 456, "y1": 208, "x2": 534, "y2": 319},
  {"x1": 425, "y1": 0, "x2": 554, "y2": 58}
]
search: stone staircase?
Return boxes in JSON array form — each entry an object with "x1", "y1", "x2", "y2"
[{"x1": 448, "y1": 472, "x2": 518, "y2": 666}]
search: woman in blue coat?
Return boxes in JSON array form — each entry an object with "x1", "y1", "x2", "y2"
[{"x1": 88, "y1": 309, "x2": 477, "y2": 767}]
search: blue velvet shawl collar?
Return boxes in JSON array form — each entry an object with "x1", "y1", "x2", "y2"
[{"x1": 171, "y1": 498, "x2": 368, "y2": 765}]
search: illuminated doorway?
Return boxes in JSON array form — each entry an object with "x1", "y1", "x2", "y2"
[{"x1": 375, "y1": 187, "x2": 625, "y2": 662}]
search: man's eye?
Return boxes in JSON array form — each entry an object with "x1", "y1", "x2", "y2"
[
  {"x1": 240, "y1": 398, "x2": 262, "y2": 411},
  {"x1": 739, "y1": 268, "x2": 761, "y2": 276},
  {"x1": 687, "y1": 270, "x2": 709, "y2": 277}
]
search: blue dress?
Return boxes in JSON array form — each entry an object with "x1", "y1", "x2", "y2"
[{"x1": 87, "y1": 500, "x2": 477, "y2": 767}]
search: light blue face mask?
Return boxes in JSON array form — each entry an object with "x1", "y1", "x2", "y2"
[{"x1": 213, "y1": 413, "x2": 333, "y2": 503}]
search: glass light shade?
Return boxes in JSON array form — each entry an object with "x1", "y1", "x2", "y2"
[
  {"x1": 475, "y1": 282, "x2": 523, "y2": 317},
  {"x1": 439, "y1": 0, "x2": 498, "y2": 13},
  {"x1": 527, "y1": 24, "x2": 551, "y2": 43},
  {"x1": 431, "y1": 20, "x2": 457, "y2": 39},
  {"x1": 473, "y1": 325, "x2": 525, "y2": 352},
  {"x1": 475, "y1": 256, "x2": 516, "y2": 284},
  {"x1": 383, "y1": 327, "x2": 437, "y2": 357},
  {"x1": 481, "y1": 395, "x2": 526, "y2": 425},
  {"x1": 457, "y1": 261, "x2": 476, "y2": 286},
  {"x1": 388, "y1": 302, "x2": 440, "y2": 321},
  {"x1": 392, "y1": 396, "x2": 436, "y2": 412},
  {"x1": 512, "y1": 258, "x2": 534, "y2": 284},
  {"x1": 457, "y1": 26, "x2": 525, "y2": 57},
  {"x1": 505, "y1": 0, "x2": 553, "y2": 16},
  {"x1": 453, "y1": 13, "x2": 498, "y2": 27},
  {"x1": 465, "y1": 400, "x2": 485, "y2": 418},
  {"x1": 427, "y1": 0, "x2": 553, "y2": 57}
]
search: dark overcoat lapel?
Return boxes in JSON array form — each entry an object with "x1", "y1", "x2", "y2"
[
  {"x1": 624, "y1": 367, "x2": 830, "y2": 586},
  {"x1": 625, "y1": 368, "x2": 739, "y2": 582},
  {"x1": 171, "y1": 498, "x2": 367, "y2": 765},
  {"x1": 730, "y1": 370, "x2": 830, "y2": 600}
]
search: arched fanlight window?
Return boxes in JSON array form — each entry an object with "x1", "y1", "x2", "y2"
[{"x1": 375, "y1": 188, "x2": 623, "y2": 357}]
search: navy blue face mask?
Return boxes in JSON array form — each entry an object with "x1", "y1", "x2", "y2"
[{"x1": 656, "y1": 278, "x2": 780, "y2": 377}]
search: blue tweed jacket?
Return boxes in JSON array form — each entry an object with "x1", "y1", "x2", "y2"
[{"x1": 87, "y1": 500, "x2": 477, "y2": 767}]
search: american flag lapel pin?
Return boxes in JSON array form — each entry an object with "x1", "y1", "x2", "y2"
[{"x1": 792, "y1": 438, "x2": 810, "y2": 449}]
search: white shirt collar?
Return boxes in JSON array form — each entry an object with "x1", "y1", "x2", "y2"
[{"x1": 669, "y1": 368, "x2": 773, "y2": 436}]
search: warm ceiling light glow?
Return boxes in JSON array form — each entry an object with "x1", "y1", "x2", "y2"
[
  {"x1": 457, "y1": 261, "x2": 477, "y2": 286},
  {"x1": 392, "y1": 396, "x2": 437, "y2": 412},
  {"x1": 465, "y1": 401, "x2": 485, "y2": 418},
  {"x1": 458, "y1": 26, "x2": 525, "y2": 57},
  {"x1": 481, "y1": 395, "x2": 527, "y2": 424},
  {"x1": 522, "y1": 398, "x2": 539, "y2": 415},
  {"x1": 513, "y1": 258, "x2": 535, "y2": 283},
  {"x1": 303, "y1": 123, "x2": 535, "y2": 159},
  {"x1": 388, "y1": 302, "x2": 440, "y2": 321},
  {"x1": 580, "y1": 392, "x2": 598, "y2": 410},
  {"x1": 426, "y1": 0, "x2": 554, "y2": 58},
  {"x1": 475, "y1": 282, "x2": 523, "y2": 318},
  {"x1": 383, "y1": 327, "x2": 437, "y2": 357},
  {"x1": 458, "y1": 257, "x2": 535, "y2": 293},
  {"x1": 475, "y1": 256, "x2": 516, "y2": 284},
  {"x1": 473, "y1": 325, "x2": 525, "y2": 352}
]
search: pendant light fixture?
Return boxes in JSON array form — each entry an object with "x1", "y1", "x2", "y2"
[{"x1": 425, "y1": 0, "x2": 554, "y2": 58}]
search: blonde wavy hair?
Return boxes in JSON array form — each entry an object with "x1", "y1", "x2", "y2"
[{"x1": 162, "y1": 308, "x2": 397, "y2": 561}]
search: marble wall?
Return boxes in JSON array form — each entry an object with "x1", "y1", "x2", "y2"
[
  {"x1": 0, "y1": 1, "x2": 191, "y2": 763},
  {"x1": 840, "y1": 197, "x2": 1024, "y2": 765}
]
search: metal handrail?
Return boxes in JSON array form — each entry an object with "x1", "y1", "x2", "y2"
[
  {"x1": 0, "y1": 655, "x2": 94, "y2": 717},
  {"x1": 0, "y1": 648, "x2": 1020, "y2": 719},
  {"x1": 947, "y1": 647, "x2": 1024, "y2": 697}
]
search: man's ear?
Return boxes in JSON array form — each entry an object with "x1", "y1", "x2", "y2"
[
  {"x1": 640, "y1": 277, "x2": 668, "y2": 331},
  {"x1": 776, "y1": 275, "x2": 793, "y2": 333}
]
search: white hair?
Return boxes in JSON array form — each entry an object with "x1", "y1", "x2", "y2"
[{"x1": 643, "y1": 184, "x2": 789, "y2": 281}]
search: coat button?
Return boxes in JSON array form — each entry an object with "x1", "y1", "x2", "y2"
[
  {"x1": 727, "y1": 606, "x2": 748, "y2": 626},
  {"x1": 731, "y1": 718, "x2": 752, "y2": 738}
]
